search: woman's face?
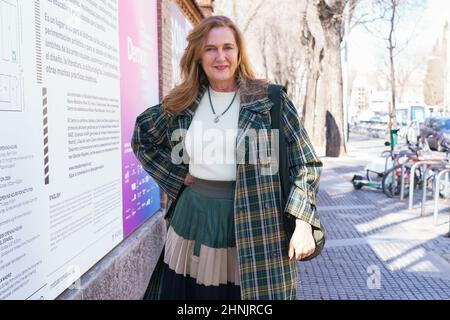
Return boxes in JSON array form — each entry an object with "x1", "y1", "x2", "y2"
[{"x1": 200, "y1": 27, "x2": 239, "y2": 91}]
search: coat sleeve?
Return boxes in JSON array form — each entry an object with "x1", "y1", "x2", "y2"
[
  {"x1": 281, "y1": 91, "x2": 323, "y2": 229},
  {"x1": 131, "y1": 104, "x2": 188, "y2": 200}
]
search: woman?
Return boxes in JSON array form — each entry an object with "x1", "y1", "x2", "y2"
[{"x1": 132, "y1": 15, "x2": 322, "y2": 300}]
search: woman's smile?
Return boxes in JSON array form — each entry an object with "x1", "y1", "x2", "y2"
[{"x1": 214, "y1": 66, "x2": 228, "y2": 71}]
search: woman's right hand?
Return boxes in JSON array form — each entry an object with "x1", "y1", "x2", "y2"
[{"x1": 184, "y1": 173, "x2": 196, "y2": 186}]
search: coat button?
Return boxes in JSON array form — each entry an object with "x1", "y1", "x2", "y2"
[
  {"x1": 271, "y1": 251, "x2": 280, "y2": 258},
  {"x1": 265, "y1": 202, "x2": 271, "y2": 209}
]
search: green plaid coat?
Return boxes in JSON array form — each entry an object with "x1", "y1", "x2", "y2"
[{"x1": 131, "y1": 83, "x2": 322, "y2": 300}]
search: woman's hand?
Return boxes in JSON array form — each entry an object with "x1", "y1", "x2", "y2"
[
  {"x1": 288, "y1": 219, "x2": 316, "y2": 261},
  {"x1": 184, "y1": 173, "x2": 196, "y2": 186}
]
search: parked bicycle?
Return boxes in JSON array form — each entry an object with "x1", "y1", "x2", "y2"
[
  {"x1": 381, "y1": 145, "x2": 450, "y2": 198},
  {"x1": 352, "y1": 143, "x2": 421, "y2": 194},
  {"x1": 352, "y1": 130, "x2": 402, "y2": 191}
]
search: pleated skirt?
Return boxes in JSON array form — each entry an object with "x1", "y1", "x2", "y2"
[{"x1": 160, "y1": 178, "x2": 241, "y2": 300}]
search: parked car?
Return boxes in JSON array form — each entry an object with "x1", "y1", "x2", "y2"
[
  {"x1": 368, "y1": 114, "x2": 388, "y2": 124},
  {"x1": 419, "y1": 117, "x2": 450, "y2": 151}
]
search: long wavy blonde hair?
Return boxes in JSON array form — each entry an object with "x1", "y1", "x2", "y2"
[{"x1": 162, "y1": 15, "x2": 268, "y2": 114}]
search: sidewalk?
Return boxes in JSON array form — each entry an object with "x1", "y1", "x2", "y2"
[{"x1": 297, "y1": 134, "x2": 450, "y2": 300}]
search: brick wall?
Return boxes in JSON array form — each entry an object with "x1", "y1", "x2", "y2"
[
  {"x1": 158, "y1": 0, "x2": 174, "y2": 101},
  {"x1": 157, "y1": 0, "x2": 208, "y2": 209},
  {"x1": 158, "y1": 0, "x2": 209, "y2": 100}
]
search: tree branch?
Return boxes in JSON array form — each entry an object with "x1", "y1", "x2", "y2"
[{"x1": 242, "y1": 0, "x2": 265, "y2": 33}]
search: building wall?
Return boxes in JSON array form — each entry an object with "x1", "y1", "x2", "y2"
[{"x1": 170, "y1": 2, "x2": 194, "y2": 88}]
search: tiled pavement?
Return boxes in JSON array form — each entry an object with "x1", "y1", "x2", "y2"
[{"x1": 297, "y1": 134, "x2": 450, "y2": 300}]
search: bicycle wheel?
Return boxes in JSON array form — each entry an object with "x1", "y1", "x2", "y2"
[
  {"x1": 382, "y1": 165, "x2": 410, "y2": 198},
  {"x1": 414, "y1": 166, "x2": 441, "y2": 194}
]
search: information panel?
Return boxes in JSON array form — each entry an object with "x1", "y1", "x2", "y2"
[
  {"x1": 0, "y1": 0, "x2": 160, "y2": 300},
  {"x1": 119, "y1": 0, "x2": 160, "y2": 238}
]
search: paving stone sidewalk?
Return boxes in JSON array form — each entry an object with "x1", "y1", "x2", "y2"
[{"x1": 297, "y1": 134, "x2": 450, "y2": 300}]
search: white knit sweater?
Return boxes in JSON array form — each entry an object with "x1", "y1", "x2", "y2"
[{"x1": 184, "y1": 87, "x2": 240, "y2": 181}]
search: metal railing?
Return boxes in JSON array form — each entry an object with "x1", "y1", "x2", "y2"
[
  {"x1": 408, "y1": 160, "x2": 449, "y2": 216},
  {"x1": 400, "y1": 163, "x2": 407, "y2": 200},
  {"x1": 433, "y1": 168, "x2": 450, "y2": 225}
]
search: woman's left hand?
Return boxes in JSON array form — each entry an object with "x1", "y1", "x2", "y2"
[{"x1": 288, "y1": 219, "x2": 316, "y2": 261}]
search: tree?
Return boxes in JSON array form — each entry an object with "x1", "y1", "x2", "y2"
[
  {"x1": 214, "y1": 0, "x2": 265, "y2": 33},
  {"x1": 215, "y1": 0, "x2": 354, "y2": 157},
  {"x1": 353, "y1": 0, "x2": 425, "y2": 145},
  {"x1": 395, "y1": 53, "x2": 426, "y2": 103},
  {"x1": 423, "y1": 40, "x2": 446, "y2": 107},
  {"x1": 224, "y1": 0, "x2": 309, "y2": 108},
  {"x1": 257, "y1": 19, "x2": 306, "y2": 108},
  {"x1": 301, "y1": 0, "x2": 351, "y2": 157}
]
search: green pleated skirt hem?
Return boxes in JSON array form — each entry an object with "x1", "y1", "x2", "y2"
[{"x1": 169, "y1": 186, "x2": 236, "y2": 254}]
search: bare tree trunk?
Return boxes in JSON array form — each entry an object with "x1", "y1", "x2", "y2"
[
  {"x1": 315, "y1": 72, "x2": 327, "y2": 147},
  {"x1": 302, "y1": 0, "x2": 327, "y2": 147},
  {"x1": 300, "y1": 0, "x2": 349, "y2": 156},
  {"x1": 298, "y1": 68, "x2": 308, "y2": 118},
  {"x1": 304, "y1": 70, "x2": 320, "y2": 142},
  {"x1": 324, "y1": 44, "x2": 346, "y2": 156},
  {"x1": 316, "y1": 0, "x2": 347, "y2": 157}
]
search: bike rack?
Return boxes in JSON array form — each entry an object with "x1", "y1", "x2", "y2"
[
  {"x1": 400, "y1": 163, "x2": 406, "y2": 200},
  {"x1": 408, "y1": 160, "x2": 448, "y2": 215},
  {"x1": 433, "y1": 167, "x2": 450, "y2": 225}
]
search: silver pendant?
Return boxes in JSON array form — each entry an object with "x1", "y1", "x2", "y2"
[{"x1": 214, "y1": 116, "x2": 220, "y2": 123}]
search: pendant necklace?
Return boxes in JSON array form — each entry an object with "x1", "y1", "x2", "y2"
[{"x1": 208, "y1": 86, "x2": 238, "y2": 123}]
